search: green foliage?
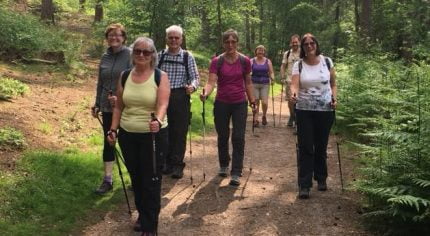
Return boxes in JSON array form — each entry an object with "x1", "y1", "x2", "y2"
[
  {"x1": 0, "y1": 77, "x2": 29, "y2": 100},
  {"x1": 0, "y1": 127, "x2": 26, "y2": 150},
  {"x1": 337, "y1": 55, "x2": 430, "y2": 233},
  {"x1": 0, "y1": 150, "x2": 129, "y2": 235},
  {"x1": 0, "y1": 9, "x2": 82, "y2": 67}
]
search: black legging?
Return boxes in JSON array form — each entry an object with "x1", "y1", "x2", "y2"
[
  {"x1": 118, "y1": 127, "x2": 168, "y2": 234},
  {"x1": 102, "y1": 112, "x2": 115, "y2": 162}
]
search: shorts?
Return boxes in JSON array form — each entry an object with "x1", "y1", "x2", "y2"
[{"x1": 253, "y1": 83, "x2": 269, "y2": 102}]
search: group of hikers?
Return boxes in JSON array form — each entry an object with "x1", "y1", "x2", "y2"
[{"x1": 91, "y1": 23, "x2": 337, "y2": 236}]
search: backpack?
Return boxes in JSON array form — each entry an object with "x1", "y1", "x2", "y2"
[
  {"x1": 216, "y1": 53, "x2": 247, "y2": 79},
  {"x1": 298, "y1": 57, "x2": 331, "y2": 73},
  {"x1": 121, "y1": 68, "x2": 161, "y2": 88},
  {"x1": 157, "y1": 49, "x2": 190, "y2": 82}
]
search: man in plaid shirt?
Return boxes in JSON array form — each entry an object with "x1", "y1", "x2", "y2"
[{"x1": 158, "y1": 25, "x2": 200, "y2": 179}]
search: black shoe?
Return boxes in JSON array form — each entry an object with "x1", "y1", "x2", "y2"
[
  {"x1": 95, "y1": 181, "x2": 113, "y2": 195},
  {"x1": 317, "y1": 180, "x2": 327, "y2": 191},
  {"x1": 162, "y1": 165, "x2": 174, "y2": 175},
  {"x1": 299, "y1": 188, "x2": 310, "y2": 199},
  {"x1": 133, "y1": 217, "x2": 142, "y2": 232},
  {"x1": 171, "y1": 167, "x2": 184, "y2": 179},
  {"x1": 229, "y1": 175, "x2": 240, "y2": 186}
]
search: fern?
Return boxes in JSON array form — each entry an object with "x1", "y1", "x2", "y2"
[
  {"x1": 413, "y1": 178, "x2": 430, "y2": 189},
  {"x1": 388, "y1": 195, "x2": 430, "y2": 212}
]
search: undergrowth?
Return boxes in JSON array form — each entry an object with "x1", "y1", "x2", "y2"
[{"x1": 0, "y1": 77, "x2": 29, "y2": 100}]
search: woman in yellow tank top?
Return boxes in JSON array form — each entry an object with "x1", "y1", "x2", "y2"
[{"x1": 107, "y1": 37, "x2": 170, "y2": 236}]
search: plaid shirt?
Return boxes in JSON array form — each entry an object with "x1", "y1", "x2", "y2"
[{"x1": 157, "y1": 48, "x2": 199, "y2": 89}]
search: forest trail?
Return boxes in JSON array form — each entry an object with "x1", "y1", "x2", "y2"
[{"x1": 81, "y1": 95, "x2": 367, "y2": 236}]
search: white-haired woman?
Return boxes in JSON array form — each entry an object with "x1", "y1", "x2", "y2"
[{"x1": 107, "y1": 37, "x2": 170, "y2": 236}]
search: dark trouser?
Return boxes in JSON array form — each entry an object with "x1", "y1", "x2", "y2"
[
  {"x1": 118, "y1": 127, "x2": 168, "y2": 233},
  {"x1": 166, "y1": 88, "x2": 190, "y2": 170},
  {"x1": 102, "y1": 112, "x2": 115, "y2": 162},
  {"x1": 296, "y1": 110, "x2": 334, "y2": 188},
  {"x1": 214, "y1": 100, "x2": 248, "y2": 176}
]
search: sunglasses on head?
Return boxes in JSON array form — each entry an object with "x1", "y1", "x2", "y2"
[{"x1": 133, "y1": 49, "x2": 153, "y2": 56}]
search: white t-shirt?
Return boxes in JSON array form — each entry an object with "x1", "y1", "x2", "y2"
[{"x1": 292, "y1": 55, "x2": 334, "y2": 111}]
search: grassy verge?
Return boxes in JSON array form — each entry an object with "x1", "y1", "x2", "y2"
[{"x1": 0, "y1": 149, "x2": 130, "y2": 235}]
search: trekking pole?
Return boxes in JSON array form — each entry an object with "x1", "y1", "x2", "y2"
[
  {"x1": 201, "y1": 88, "x2": 207, "y2": 181},
  {"x1": 271, "y1": 81, "x2": 275, "y2": 127},
  {"x1": 251, "y1": 103, "x2": 256, "y2": 137},
  {"x1": 278, "y1": 82, "x2": 284, "y2": 125},
  {"x1": 293, "y1": 97, "x2": 300, "y2": 190},
  {"x1": 93, "y1": 110, "x2": 131, "y2": 215},
  {"x1": 333, "y1": 103, "x2": 344, "y2": 192},
  {"x1": 189, "y1": 110, "x2": 193, "y2": 184},
  {"x1": 150, "y1": 113, "x2": 159, "y2": 182}
]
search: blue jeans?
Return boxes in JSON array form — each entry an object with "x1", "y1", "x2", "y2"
[
  {"x1": 296, "y1": 110, "x2": 334, "y2": 188},
  {"x1": 214, "y1": 100, "x2": 248, "y2": 176}
]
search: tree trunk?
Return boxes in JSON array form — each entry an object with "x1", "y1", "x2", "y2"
[
  {"x1": 41, "y1": 0, "x2": 55, "y2": 24},
  {"x1": 245, "y1": 11, "x2": 251, "y2": 53},
  {"x1": 332, "y1": 1, "x2": 340, "y2": 59},
  {"x1": 258, "y1": 0, "x2": 263, "y2": 43},
  {"x1": 200, "y1": 3, "x2": 211, "y2": 49},
  {"x1": 360, "y1": 0, "x2": 371, "y2": 37},
  {"x1": 94, "y1": 0, "x2": 103, "y2": 23},
  {"x1": 354, "y1": 0, "x2": 360, "y2": 33},
  {"x1": 216, "y1": 0, "x2": 223, "y2": 53}
]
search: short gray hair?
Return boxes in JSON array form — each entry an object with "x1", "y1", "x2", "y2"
[
  {"x1": 166, "y1": 25, "x2": 183, "y2": 36},
  {"x1": 130, "y1": 37, "x2": 158, "y2": 68}
]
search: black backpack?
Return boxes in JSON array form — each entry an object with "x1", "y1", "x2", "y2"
[
  {"x1": 157, "y1": 49, "x2": 190, "y2": 82},
  {"x1": 121, "y1": 68, "x2": 161, "y2": 88}
]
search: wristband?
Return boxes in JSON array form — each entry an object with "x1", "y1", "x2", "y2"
[{"x1": 107, "y1": 129, "x2": 117, "y2": 137}]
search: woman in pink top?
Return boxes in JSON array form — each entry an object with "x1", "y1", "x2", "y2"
[{"x1": 200, "y1": 29, "x2": 256, "y2": 186}]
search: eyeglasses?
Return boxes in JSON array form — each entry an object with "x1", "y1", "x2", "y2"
[
  {"x1": 168, "y1": 36, "x2": 181, "y2": 41},
  {"x1": 303, "y1": 42, "x2": 316, "y2": 47},
  {"x1": 133, "y1": 49, "x2": 154, "y2": 56},
  {"x1": 108, "y1": 34, "x2": 123, "y2": 38},
  {"x1": 224, "y1": 40, "x2": 237, "y2": 45}
]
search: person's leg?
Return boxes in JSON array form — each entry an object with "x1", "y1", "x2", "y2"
[
  {"x1": 287, "y1": 81, "x2": 295, "y2": 127},
  {"x1": 118, "y1": 129, "x2": 144, "y2": 219},
  {"x1": 261, "y1": 84, "x2": 269, "y2": 125},
  {"x1": 214, "y1": 100, "x2": 232, "y2": 170},
  {"x1": 166, "y1": 90, "x2": 190, "y2": 177},
  {"x1": 95, "y1": 112, "x2": 115, "y2": 194},
  {"x1": 231, "y1": 102, "x2": 248, "y2": 179},
  {"x1": 296, "y1": 110, "x2": 315, "y2": 189},
  {"x1": 253, "y1": 84, "x2": 261, "y2": 125},
  {"x1": 139, "y1": 132, "x2": 163, "y2": 234},
  {"x1": 313, "y1": 111, "x2": 334, "y2": 188}
]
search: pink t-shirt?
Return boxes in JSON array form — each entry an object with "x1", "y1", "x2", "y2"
[{"x1": 209, "y1": 56, "x2": 252, "y2": 104}]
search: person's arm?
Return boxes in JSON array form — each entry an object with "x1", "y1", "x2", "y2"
[
  {"x1": 280, "y1": 63, "x2": 287, "y2": 82},
  {"x1": 245, "y1": 72, "x2": 255, "y2": 104},
  {"x1": 329, "y1": 67, "x2": 337, "y2": 109},
  {"x1": 268, "y1": 59, "x2": 275, "y2": 84},
  {"x1": 200, "y1": 72, "x2": 217, "y2": 101},
  {"x1": 151, "y1": 71, "x2": 170, "y2": 132},
  {"x1": 92, "y1": 65, "x2": 103, "y2": 117},
  {"x1": 290, "y1": 61, "x2": 300, "y2": 103},
  {"x1": 186, "y1": 54, "x2": 200, "y2": 94},
  {"x1": 107, "y1": 73, "x2": 126, "y2": 145}
]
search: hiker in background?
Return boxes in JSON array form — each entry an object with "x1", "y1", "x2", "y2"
[
  {"x1": 107, "y1": 37, "x2": 170, "y2": 235},
  {"x1": 250, "y1": 45, "x2": 274, "y2": 127},
  {"x1": 290, "y1": 33, "x2": 337, "y2": 199},
  {"x1": 200, "y1": 29, "x2": 256, "y2": 186},
  {"x1": 280, "y1": 34, "x2": 301, "y2": 127},
  {"x1": 158, "y1": 25, "x2": 200, "y2": 179},
  {"x1": 91, "y1": 23, "x2": 132, "y2": 195}
]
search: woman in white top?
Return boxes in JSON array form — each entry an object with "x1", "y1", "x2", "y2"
[{"x1": 290, "y1": 33, "x2": 337, "y2": 199}]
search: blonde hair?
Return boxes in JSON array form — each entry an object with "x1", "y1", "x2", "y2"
[{"x1": 254, "y1": 45, "x2": 266, "y2": 55}]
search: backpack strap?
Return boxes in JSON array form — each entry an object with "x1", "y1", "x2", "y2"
[
  {"x1": 157, "y1": 49, "x2": 166, "y2": 69},
  {"x1": 216, "y1": 54, "x2": 224, "y2": 75},
  {"x1": 121, "y1": 68, "x2": 161, "y2": 88},
  {"x1": 324, "y1": 57, "x2": 331, "y2": 71},
  {"x1": 285, "y1": 50, "x2": 291, "y2": 68},
  {"x1": 183, "y1": 50, "x2": 190, "y2": 84},
  {"x1": 298, "y1": 59, "x2": 303, "y2": 74},
  {"x1": 121, "y1": 68, "x2": 132, "y2": 88}
]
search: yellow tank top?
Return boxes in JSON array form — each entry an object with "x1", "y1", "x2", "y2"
[{"x1": 120, "y1": 70, "x2": 168, "y2": 133}]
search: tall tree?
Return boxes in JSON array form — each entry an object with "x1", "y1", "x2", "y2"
[
  {"x1": 41, "y1": 0, "x2": 55, "y2": 24},
  {"x1": 216, "y1": 0, "x2": 223, "y2": 53},
  {"x1": 94, "y1": 0, "x2": 103, "y2": 22},
  {"x1": 360, "y1": 0, "x2": 371, "y2": 37}
]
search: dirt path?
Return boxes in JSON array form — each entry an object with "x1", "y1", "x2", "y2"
[{"x1": 81, "y1": 96, "x2": 367, "y2": 236}]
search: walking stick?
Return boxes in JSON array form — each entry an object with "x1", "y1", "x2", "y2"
[
  {"x1": 94, "y1": 111, "x2": 131, "y2": 215},
  {"x1": 201, "y1": 89, "x2": 207, "y2": 181},
  {"x1": 150, "y1": 113, "x2": 159, "y2": 182},
  {"x1": 189, "y1": 111, "x2": 193, "y2": 184},
  {"x1": 278, "y1": 82, "x2": 284, "y2": 125},
  {"x1": 271, "y1": 81, "x2": 275, "y2": 127},
  {"x1": 333, "y1": 107, "x2": 344, "y2": 192}
]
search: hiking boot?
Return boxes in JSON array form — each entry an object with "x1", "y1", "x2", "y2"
[
  {"x1": 218, "y1": 167, "x2": 229, "y2": 177},
  {"x1": 133, "y1": 218, "x2": 142, "y2": 232},
  {"x1": 287, "y1": 117, "x2": 294, "y2": 127},
  {"x1": 162, "y1": 165, "x2": 174, "y2": 175},
  {"x1": 262, "y1": 116, "x2": 267, "y2": 126},
  {"x1": 141, "y1": 232, "x2": 155, "y2": 236},
  {"x1": 229, "y1": 175, "x2": 240, "y2": 186},
  {"x1": 298, "y1": 188, "x2": 310, "y2": 199},
  {"x1": 171, "y1": 167, "x2": 184, "y2": 179},
  {"x1": 317, "y1": 180, "x2": 327, "y2": 191},
  {"x1": 95, "y1": 181, "x2": 113, "y2": 195}
]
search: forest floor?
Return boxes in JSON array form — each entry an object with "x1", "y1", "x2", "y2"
[{"x1": 0, "y1": 60, "x2": 369, "y2": 235}]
